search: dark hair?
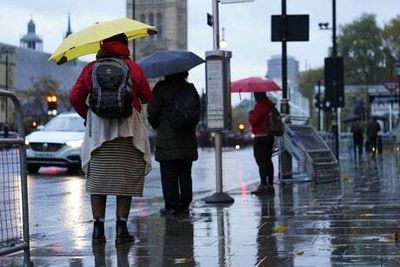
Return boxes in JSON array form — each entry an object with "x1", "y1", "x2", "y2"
[
  {"x1": 165, "y1": 71, "x2": 189, "y2": 81},
  {"x1": 103, "y1": 33, "x2": 128, "y2": 45},
  {"x1": 254, "y1": 92, "x2": 267, "y2": 102}
]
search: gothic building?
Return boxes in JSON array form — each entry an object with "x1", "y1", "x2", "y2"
[
  {"x1": 0, "y1": 17, "x2": 85, "y2": 126},
  {"x1": 126, "y1": 0, "x2": 188, "y2": 59},
  {"x1": 19, "y1": 18, "x2": 43, "y2": 51}
]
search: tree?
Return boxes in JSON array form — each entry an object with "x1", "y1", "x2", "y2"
[
  {"x1": 298, "y1": 68, "x2": 324, "y2": 105},
  {"x1": 298, "y1": 68, "x2": 324, "y2": 127},
  {"x1": 337, "y1": 13, "x2": 386, "y2": 85},
  {"x1": 382, "y1": 16, "x2": 400, "y2": 76},
  {"x1": 17, "y1": 76, "x2": 60, "y2": 125}
]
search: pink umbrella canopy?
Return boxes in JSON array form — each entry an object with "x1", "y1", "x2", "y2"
[{"x1": 230, "y1": 77, "x2": 281, "y2": 93}]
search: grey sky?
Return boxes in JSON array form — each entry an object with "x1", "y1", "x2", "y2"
[{"x1": 0, "y1": 0, "x2": 399, "y2": 101}]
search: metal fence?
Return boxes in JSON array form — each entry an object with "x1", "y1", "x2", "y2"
[{"x1": 0, "y1": 90, "x2": 31, "y2": 266}]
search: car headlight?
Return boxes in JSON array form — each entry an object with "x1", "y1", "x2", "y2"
[
  {"x1": 25, "y1": 139, "x2": 30, "y2": 146},
  {"x1": 66, "y1": 139, "x2": 84, "y2": 148}
]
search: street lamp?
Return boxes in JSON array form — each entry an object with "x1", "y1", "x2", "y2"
[{"x1": 219, "y1": 27, "x2": 228, "y2": 50}]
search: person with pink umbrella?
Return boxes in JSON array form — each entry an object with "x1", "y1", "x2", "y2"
[{"x1": 248, "y1": 92, "x2": 276, "y2": 195}]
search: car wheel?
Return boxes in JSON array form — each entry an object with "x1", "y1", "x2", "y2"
[{"x1": 27, "y1": 165, "x2": 40, "y2": 174}]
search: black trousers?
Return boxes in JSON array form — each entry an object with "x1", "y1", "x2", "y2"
[
  {"x1": 159, "y1": 160, "x2": 193, "y2": 211},
  {"x1": 353, "y1": 138, "x2": 363, "y2": 159},
  {"x1": 253, "y1": 135, "x2": 274, "y2": 185}
]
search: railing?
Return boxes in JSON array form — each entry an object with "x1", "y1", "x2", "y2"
[{"x1": 0, "y1": 90, "x2": 31, "y2": 266}]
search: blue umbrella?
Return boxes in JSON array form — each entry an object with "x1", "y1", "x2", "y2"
[{"x1": 137, "y1": 50, "x2": 204, "y2": 78}]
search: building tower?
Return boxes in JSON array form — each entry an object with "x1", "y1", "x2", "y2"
[
  {"x1": 20, "y1": 18, "x2": 43, "y2": 51},
  {"x1": 126, "y1": 0, "x2": 187, "y2": 59},
  {"x1": 65, "y1": 13, "x2": 73, "y2": 38}
]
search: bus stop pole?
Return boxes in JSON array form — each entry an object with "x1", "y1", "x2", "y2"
[{"x1": 204, "y1": 0, "x2": 234, "y2": 204}]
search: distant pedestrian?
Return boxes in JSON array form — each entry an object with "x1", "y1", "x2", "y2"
[
  {"x1": 350, "y1": 121, "x2": 363, "y2": 160},
  {"x1": 147, "y1": 71, "x2": 200, "y2": 216},
  {"x1": 366, "y1": 117, "x2": 381, "y2": 158},
  {"x1": 69, "y1": 33, "x2": 153, "y2": 245},
  {"x1": 249, "y1": 92, "x2": 275, "y2": 195}
]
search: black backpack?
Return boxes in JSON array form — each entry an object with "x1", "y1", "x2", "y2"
[
  {"x1": 268, "y1": 106, "x2": 284, "y2": 136},
  {"x1": 90, "y1": 58, "x2": 133, "y2": 118},
  {"x1": 168, "y1": 84, "x2": 200, "y2": 132}
]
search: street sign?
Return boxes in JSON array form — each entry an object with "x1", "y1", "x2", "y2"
[
  {"x1": 369, "y1": 93, "x2": 400, "y2": 104},
  {"x1": 271, "y1": 15, "x2": 309, "y2": 42},
  {"x1": 383, "y1": 78, "x2": 399, "y2": 92},
  {"x1": 219, "y1": 0, "x2": 254, "y2": 3}
]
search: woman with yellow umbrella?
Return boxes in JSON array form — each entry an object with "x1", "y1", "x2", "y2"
[{"x1": 61, "y1": 18, "x2": 156, "y2": 245}]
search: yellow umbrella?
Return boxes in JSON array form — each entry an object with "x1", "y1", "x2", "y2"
[{"x1": 49, "y1": 17, "x2": 157, "y2": 64}]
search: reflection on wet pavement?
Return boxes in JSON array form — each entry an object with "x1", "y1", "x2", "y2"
[{"x1": 1, "y1": 152, "x2": 400, "y2": 266}]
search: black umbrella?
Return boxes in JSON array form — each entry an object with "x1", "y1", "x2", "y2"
[
  {"x1": 343, "y1": 115, "x2": 360, "y2": 123},
  {"x1": 137, "y1": 50, "x2": 204, "y2": 78}
]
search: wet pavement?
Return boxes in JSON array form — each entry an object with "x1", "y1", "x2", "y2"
[{"x1": 2, "y1": 149, "x2": 400, "y2": 266}]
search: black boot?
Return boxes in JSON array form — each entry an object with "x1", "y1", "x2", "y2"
[
  {"x1": 116, "y1": 219, "x2": 134, "y2": 245},
  {"x1": 92, "y1": 220, "x2": 106, "y2": 244}
]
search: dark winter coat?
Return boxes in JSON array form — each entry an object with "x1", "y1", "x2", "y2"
[
  {"x1": 366, "y1": 119, "x2": 381, "y2": 139},
  {"x1": 147, "y1": 79, "x2": 200, "y2": 162},
  {"x1": 350, "y1": 122, "x2": 363, "y2": 145}
]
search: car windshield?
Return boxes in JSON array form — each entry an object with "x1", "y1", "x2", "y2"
[{"x1": 43, "y1": 115, "x2": 85, "y2": 132}]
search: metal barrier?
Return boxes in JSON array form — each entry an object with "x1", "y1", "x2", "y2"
[
  {"x1": 280, "y1": 115, "x2": 339, "y2": 184},
  {"x1": 0, "y1": 90, "x2": 31, "y2": 266}
]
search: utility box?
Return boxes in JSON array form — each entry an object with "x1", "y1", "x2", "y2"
[{"x1": 205, "y1": 50, "x2": 232, "y2": 131}]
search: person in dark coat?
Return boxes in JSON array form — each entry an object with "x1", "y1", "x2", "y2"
[
  {"x1": 350, "y1": 121, "x2": 363, "y2": 160},
  {"x1": 248, "y1": 92, "x2": 275, "y2": 195},
  {"x1": 147, "y1": 71, "x2": 200, "y2": 216},
  {"x1": 366, "y1": 117, "x2": 381, "y2": 158}
]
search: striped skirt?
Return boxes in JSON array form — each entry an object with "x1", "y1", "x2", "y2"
[{"x1": 86, "y1": 137, "x2": 146, "y2": 197}]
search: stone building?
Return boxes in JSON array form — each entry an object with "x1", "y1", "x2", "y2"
[
  {"x1": 0, "y1": 17, "x2": 86, "y2": 127},
  {"x1": 126, "y1": 0, "x2": 188, "y2": 59}
]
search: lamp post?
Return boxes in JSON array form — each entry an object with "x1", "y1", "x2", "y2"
[
  {"x1": 395, "y1": 60, "x2": 400, "y2": 117},
  {"x1": 131, "y1": 0, "x2": 136, "y2": 60}
]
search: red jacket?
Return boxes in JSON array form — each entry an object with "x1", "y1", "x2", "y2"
[
  {"x1": 69, "y1": 42, "x2": 152, "y2": 119},
  {"x1": 248, "y1": 98, "x2": 273, "y2": 137}
]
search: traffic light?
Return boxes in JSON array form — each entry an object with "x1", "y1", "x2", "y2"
[
  {"x1": 46, "y1": 95, "x2": 58, "y2": 115},
  {"x1": 314, "y1": 92, "x2": 321, "y2": 109},
  {"x1": 238, "y1": 123, "x2": 245, "y2": 136},
  {"x1": 324, "y1": 57, "x2": 344, "y2": 108}
]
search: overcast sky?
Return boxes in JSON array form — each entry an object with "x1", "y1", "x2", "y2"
[{"x1": 1, "y1": 0, "x2": 399, "y2": 102}]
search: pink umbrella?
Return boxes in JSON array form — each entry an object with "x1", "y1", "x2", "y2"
[{"x1": 230, "y1": 76, "x2": 281, "y2": 93}]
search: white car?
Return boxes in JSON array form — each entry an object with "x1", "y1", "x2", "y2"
[{"x1": 25, "y1": 112, "x2": 85, "y2": 174}]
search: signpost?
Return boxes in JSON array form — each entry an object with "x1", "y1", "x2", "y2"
[{"x1": 271, "y1": 0, "x2": 309, "y2": 182}]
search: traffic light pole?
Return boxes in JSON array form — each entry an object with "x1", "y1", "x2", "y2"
[
  {"x1": 317, "y1": 80, "x2": 322, "y2": 131},
  {"x1": 331, "y1": 0, "x2": 339, "y2": 160}
]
